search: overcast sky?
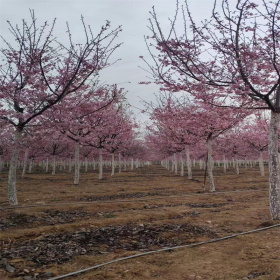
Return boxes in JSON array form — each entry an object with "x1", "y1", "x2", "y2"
[{"x1": 0, "y1": 0, "x2": 213, "y2": 125}]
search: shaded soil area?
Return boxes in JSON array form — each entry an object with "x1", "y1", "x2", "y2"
[
  {"x1": 0, "y1": 201, "x2": 231, "y2": 231},
  {"x1": 79, "y1": 191, "x2": 162, "y2": 202},
  {"x1": 0, "y1": 210, "x2": 97, "y2": 231},
  {"x1": 0, "y1": 164, "x2": 279, "y2": 280},
  {"x1": 1, "y1": 223, "x2": 216, "y2": 266}
]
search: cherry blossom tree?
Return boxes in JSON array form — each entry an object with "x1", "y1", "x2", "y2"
[
  {"x1": 146, "y1": 95, "x2": 246, "y2": 191},
  {"x1": 143, "y1": 0, "x2": 280, "y2": 219},
  {"x1": 48, "y1": 84, "x2": 123, "y2": 184},
  {"x1": 0, "y1": 123, "x2": 14, "y2": 172},
  {"x1": 214, "y1": 128, "x2": 252, "y2": 174},
  {"x1": 0, "y1": 11, "x2": 122, "y2": 204},
  {"x1": 102, "y1": 111, "x2": 137, "y2": 176},
  {"x1": 145, "y1": 97, "x2": 195, "y2": 176},
  {"x1": 32, "y1": 127, "x2": 71, "y2": 175},
  {"x1": 242, "y1": 118, "x2": 269, "y2": 176},
  {"x1": 81, "y1": 102, "x2": 137, "y2": 179}
]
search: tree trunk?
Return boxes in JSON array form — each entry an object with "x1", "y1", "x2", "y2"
[
  {"x1": 52, "y1": 156, "x2": 56, "y2": 175},
  {"x1": 28, "y1": 157, "x2": 33, "y2": 173},
  {"x1": 259, "y1": 151, "x2": 265, "y2": 177},
  {"x1": 22, "y1": 149, "x2": 29, "y2": 178},
  {"x1": 118, "y1": 152, "x2": 122, "y2": 173},
  {"x1": 244, "y1": 159, "x2": 248, "y2": 169},
  {"x1": 199, "y1": 159, "x2": 203, "y2": 169},
  {"x1": 74, "y1": 142, "x2": 80, "y2": 185},
  {"x1": 111, "y1": 153, "x2": 115, "y2": 176},
  {"x1": 45, "y1": 158, "x2": 49, "y2": 173},
  {"x1": 99, "y1": 150, "x2": 103, "y2": 179},
  {"x1": 8, "y1": 127, "x2": 22, "y2": 205},
  {"x1": 180, "y1": 156, "x2": 184, "y2": 176},
  {"x1": 0, "y1": 155, "x2": 3, "y2": 173},
  {"x1": 186, "y1": 147, "x2": 192, "y2": 179},
  {"x1": 223, "y1": 155, "x2": 227, "y2": 173},
  {"x1": 174, "y1": 154, "x2": 178, "y2": 174},
  {"x1": 207, "y1": 136, "x2": 215, "y2": 192},
  {"x1": 68, "y1": 158, "x2": 72, "y2": 173},
  {"x1": 269, "y1": 110, "x2": 280, "y2": 219},
  {"x1": 131, "y1": 157, "x2": 134, "y2": 171},
  {"x1": 235, "y1": 158, "x2": 240, "y2": 175},
  {"x1": 85, "y1": 157, "x2": 88, "y2": 172}
]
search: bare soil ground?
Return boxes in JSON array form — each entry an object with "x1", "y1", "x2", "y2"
[{"x1": 0, "y1": 164, "x2": 279, "y2": 280}]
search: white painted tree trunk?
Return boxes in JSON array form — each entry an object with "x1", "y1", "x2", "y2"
[
  {"x1": 28, "y1": 157, "x2": 33, "y2": 173},
  {"x1": 207, "y1": 137, "x2": 215, "y2": 192},
  {"x1": 223, "y1": 155, "x2": 227, "y2": 173},
  {"x1": 8, "y1": 128, "x2": 22, "y2": 205},
  {"x1": 118, "y1": 153, "x2": 122, "y2": 173},
  {"x1": 0, "y1": 155, "x2": 3, "y2": 173},
  {"x1": 52, "y1": 156, "x2": 56, "y2": 175},
  {"x1": 186, "y1": 147, "x2": 192, "y2": 179},
  {"x1": 111, "y1": 153, "x2": 115, "y2": 176},
  {"x1": 199, "y1": 159, "x2": 203, "y2": 169},
  {"x1": 99, "y1": 150, "x2": 103, "y2": 179},
  {"x1": 68, "y1": 158, "x2": 72, "y2": 173},
  {"x1": 74, "y1": 142, "x2": 80, "y2": 185},
  {"x1": 22, "y1": 149, "x2": 29, "y2": 178},
  {"x1": 85, "y1": 157, "x2": 88, "y2": 172},
  {"x1": 268, "y1": 111, "x2": 280, "y2": 219},
  {"x1": 244, "y1": 159, "x2": 248, "y2": 169},
  {"x1": 180, "y1": 156, "x2": 184, "y2": 176},
  {"x1": 174, "y1": 154, "x2": 178, "y2": 174},
  {"x1": 45, "y1": 158, "x2": 49, "y2": 173},
  {"x1": 235, "y1": 159, "x2": 240, "y2": 175},
  {"x1": 259, "y1": 151, "x2": 265, "y2": 177}
]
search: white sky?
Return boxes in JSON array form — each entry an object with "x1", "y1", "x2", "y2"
[{"x1": 0, "y1": 0, "x2": 214, "y2": 125}]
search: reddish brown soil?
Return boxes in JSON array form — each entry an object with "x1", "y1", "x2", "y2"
[{"x1": 0, "y1": 164, "x2": 279, "y2": 280}]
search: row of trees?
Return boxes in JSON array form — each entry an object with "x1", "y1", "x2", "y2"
[
  {"x1": 0, "y1": 124, "x2": 147, "y2": 178},
  {"x1": 1, "y1": 1, "x2": 280, "y2": 221},
  {"x1": 141, "y1": 0, "x2": 280, "y2": 220},
  {"x1": 0, "y1": 11, "x2": 143, "y2": 205},
  {"x1": 145, "y1": 94, "x2": 269, "y2": 190},
  {"x1": 0, "y1": 94, "x2": 145, "y2": 171}
]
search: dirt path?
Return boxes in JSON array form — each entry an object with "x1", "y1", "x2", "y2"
[{"x1": 0, "y1": 164, "x2": 279, "y2": 280}]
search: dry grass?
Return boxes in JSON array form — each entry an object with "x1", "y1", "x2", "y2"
[{"x1": 0, "y1": 164, "x2": 279, "y2": 280}]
